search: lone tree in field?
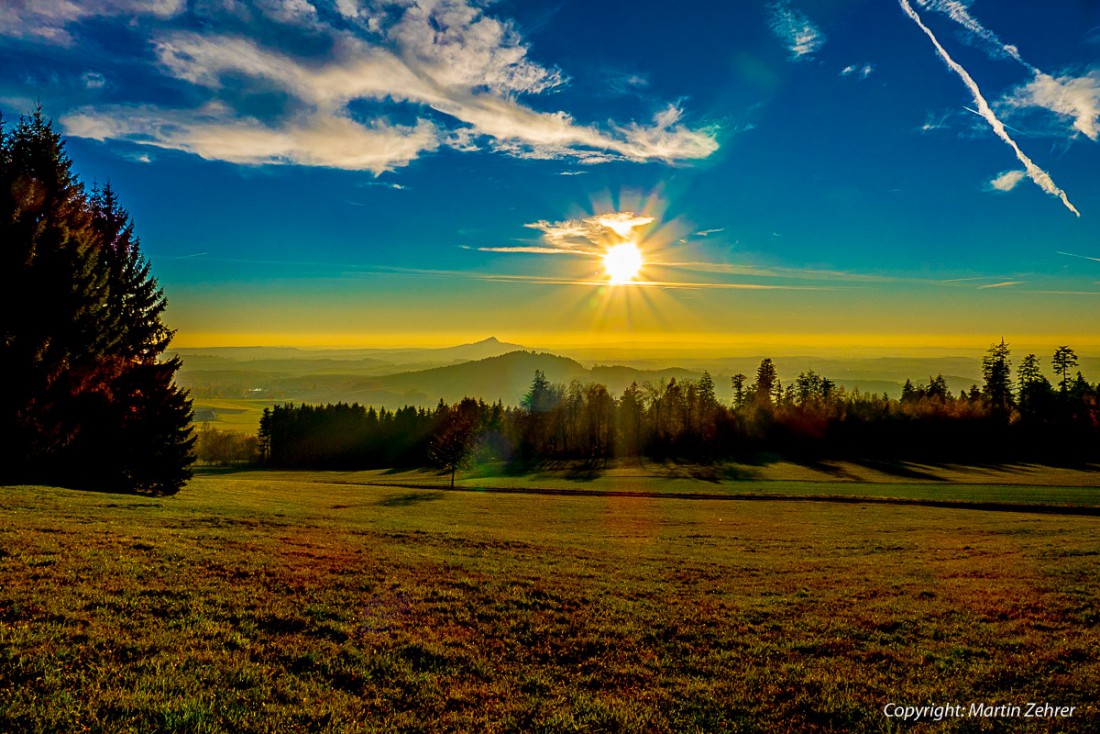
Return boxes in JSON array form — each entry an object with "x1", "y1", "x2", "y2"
[
  {"x1": 429, "y1": 398, "x2": 481, "y2": 488},
  {"x1": 0, "y1": 109, "x2": 193, "y2": 494}
]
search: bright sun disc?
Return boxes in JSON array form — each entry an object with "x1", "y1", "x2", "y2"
[{"x1": 604, "y1": 242, "x2": 643, "y2": 284}]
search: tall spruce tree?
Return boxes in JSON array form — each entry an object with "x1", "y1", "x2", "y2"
[
  {"x1": 0, "y1": 109, "x2": 193, "y2": 494},
  {"x1": 981, "y1": 339, "x2": 1013, "y2": 415}
]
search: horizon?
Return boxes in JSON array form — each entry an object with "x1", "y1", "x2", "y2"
[
  {"x1": 3, "y1": 1, "x2": 1098, "y2": 352},
  {"x1": 169, "y1": 333, "x2": 1100, "y2": 363}
]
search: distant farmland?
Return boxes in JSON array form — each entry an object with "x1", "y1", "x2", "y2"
[{"x1": 2, "y1": 469, "x2": 1097, "y2": 732}]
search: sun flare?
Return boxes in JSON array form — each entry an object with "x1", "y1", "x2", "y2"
[{"x1": 604, "y1": 242, "x2": 643, "y2": 284}]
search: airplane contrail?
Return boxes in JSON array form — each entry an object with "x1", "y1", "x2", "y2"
[
  {"x1": 899, "y1": 0, "x2": 1080, "y2": 217},
  {"x1": 962, "y1": 106, "x2": 1027, "y2": 136},
  {"x1": 1056, "y1": 250, "x2": 1100, "y2": 264},
  {"x1": 917, "y1": 0, "x2": 1032, "y2": 69}
]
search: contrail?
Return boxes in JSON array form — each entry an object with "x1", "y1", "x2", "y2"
[
  {"x1": 917, "y1": 0, "x2": 1031, "y2": 69},
  {"x1": 962, "y1": 105, "x2": 1026, "y2": 136},
  {"x1": 1056, "y1": 250, "x2": 1100, "y2": 264},
  {"x1": 899, "y1": 0, "x2": 1080, "y2": 217}
]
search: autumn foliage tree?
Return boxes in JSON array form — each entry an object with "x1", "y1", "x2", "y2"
[{"x1": 0, "y1": 109, "x2": 193, "y2": 494}]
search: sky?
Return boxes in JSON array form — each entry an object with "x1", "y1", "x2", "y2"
[{"x1": 2, "y1": 0, "x2": 1099, "y2": 354}]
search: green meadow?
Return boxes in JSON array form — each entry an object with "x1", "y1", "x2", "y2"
[
  {"x1": 190, "y1": 399, "x2": 273, "y2": 434},
  {"x1": 2, "y1": 468, "x2": 1098, "y2": 732}
]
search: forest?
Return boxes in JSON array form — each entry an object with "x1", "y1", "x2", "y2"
[{"x1": 257, "y1": 341, "x2": 1100, "y2": 475}]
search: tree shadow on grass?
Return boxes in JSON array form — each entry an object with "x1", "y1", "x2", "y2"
[
  {"x1": 848, "y1": 459, "x2": 948, "y2": 481},
  {"x1": 785, "y1": 457, "x2": 864, "y2": 481},
  {"x1": 375, "y1": 492, "x2": 446, "y2": 507},
  {"x1": 490, "y1": 458, "x2": 607, "y2": 482},
  {"x1": 192, "y1": 465, "x2": 259, "y2": 477},
  {"x1": 659, "y1": 461, "x2": 762, "y2": 483}
]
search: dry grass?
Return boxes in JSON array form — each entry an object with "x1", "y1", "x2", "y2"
[{"x1": 1, "y1": 471, "x2": 1098, "y2": 732}]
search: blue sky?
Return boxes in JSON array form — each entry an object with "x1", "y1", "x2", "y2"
[{"x1": 2, "y1": 0, "x2": 1099, "y2": 350}]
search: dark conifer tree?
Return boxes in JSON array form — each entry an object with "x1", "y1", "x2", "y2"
[
  {"x1": 0, "y1": 109, "x2": 193, "y2": 493},
  {"x1": 981, "y1": 339, "x2": 1013, "y2": 415}
]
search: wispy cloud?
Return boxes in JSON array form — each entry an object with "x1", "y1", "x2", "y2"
[
  {"x1": 919, "y1": 110, "x2": 958, "y2": 133},
  {"x1": 519, "y1": 212, "x2": 656, "y2": 255},
  {"x1": 916, "y1": 1, "x2": 1025, "y2": 63},
  {"x1": 653, "y1": 260, "x2": 903, "y2": 284},
  {"x1": 977, "y1": 280, "x2": 1023, "y2": 289},
  {"x1": 768, "y1": 1, "x2": 825, "y2": 61},
  {"x1": 841, "y1": 63, "x2": 875, "y2": 80},
  {"x1": 693, "y1": 228, "x2": 725, "y2": 237},
  {"x1": 898, "y1": 0, "x2": 1080, "y2": 217},
  {"x1": 0, "y1": 0, "x2": 183, "y2": 45},
  {"x1": 474, "y1": 246, "x2": 592, "y2": 256},
  {"x1": 40, "y1": 1, "x2": 718, "y2": 173},
  {"x1": 987, "y1": 169, "x2": 1025, "y2": 192}
]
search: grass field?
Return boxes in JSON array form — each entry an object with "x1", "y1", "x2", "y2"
[
  {"x1": 190, "y1": 398, "x2": 272, "y2": 434},
  {"x1": 2, "y1": 468, "x2": 1098, "y2": 732}
]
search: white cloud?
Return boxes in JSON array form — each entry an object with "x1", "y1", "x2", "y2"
[
  {"x1": 51, "y1": 1, "x2": 718, "y2": 171},
  {"x1": 82, "y1": 71, "x2": 107, "y2": 89},
  {"x1": 1002, "y1": 70, "x2": 1100, "y2": 142},
  {"x1": 63, "y1": 102, "x2": 439, "y2": 173},
  {"x1": 255, "y1": 0, "x2": 317, "y2": 23},
  {"x1": 841, "y1": 63, "x2": 875, "y2": 79},
  {"x1": 520, "y1": 212, "x2": 655, "y2": 254},
  {"x1": 987, "y1": 170, "x2": 1025, "y2": 192},
  {"x1": 333, "y1": 0, "x2": 365, "y2": 19},
  {"x1": 0, "y1": 0, "x2": 184, "y2": 44},
  {"x1": 768, "y1": 1, "x2": 826, "y2": 60},
  {"x1": 899, "y1": 0, "x2": 1080, "y2": 217}
]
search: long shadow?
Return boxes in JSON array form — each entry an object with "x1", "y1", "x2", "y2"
[
  {"x1": 375, "y1": 492, "x2": 445, "y2": 508},
  {"x1": 193, "y1": 464, "x2": 262, "y2": 477},
  {"x1": 562, "y1": 460, "x2": 607, "y2": 482},
  {"x1": 658, "y1": 461, "x2": 762, "y2": 483},
  {"x1": 783, "y1": 457, "x2": 864, "y2": 481},
  {"x1": 848, "y1": 459, "x2": 948, "y2": 482}
]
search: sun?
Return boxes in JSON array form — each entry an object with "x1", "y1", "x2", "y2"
[{"x1": 603, "y1": 242, "x2": 643, "y2": 284}]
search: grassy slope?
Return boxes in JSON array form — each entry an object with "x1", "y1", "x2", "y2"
[{"x1": 1, "y1": 472, "x2": 1098, "y2": 732}]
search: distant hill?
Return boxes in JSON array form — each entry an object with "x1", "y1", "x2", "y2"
[
  {"x1": 368, "y1": 336, "x2": 528, "y2": 365},
  {"x1": 378, "y1": 351, "x2": 589, "y2": 405},
  {"x1": 176, "y1": 340, "x2": 1099, "y2": 410}
]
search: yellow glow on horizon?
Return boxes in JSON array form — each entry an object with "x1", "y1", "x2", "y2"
[
  {"x1": 170, "y1": 329, "x2": 1100, "y2": 354},
  {"x1": 603, "y1": 242, "x2": 644, "y2": 284}
]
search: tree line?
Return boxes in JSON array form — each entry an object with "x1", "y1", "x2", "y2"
[
  {"x1": 2, "y1": 110, "x2": 193, "y2": 494},
  {"x1": 258, "y1": 341, "x2": 1099, "y2": 474}
]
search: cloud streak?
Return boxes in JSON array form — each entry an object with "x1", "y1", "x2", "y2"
[{"x1": 899, "y1": 0, "x2": 1080, "y2": 216}]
